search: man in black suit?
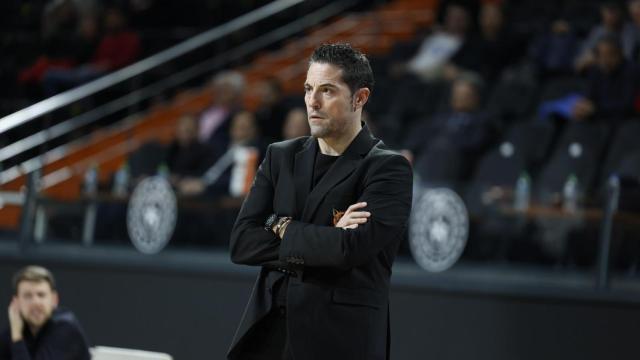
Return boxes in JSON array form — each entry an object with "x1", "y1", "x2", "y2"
[{"x1": 228, "y1": 44, "x2": 413, "y2": 360}]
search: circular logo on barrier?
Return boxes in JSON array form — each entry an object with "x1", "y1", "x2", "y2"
[
  {"x1": 127, "y1": 177, "x2": 177, "y2": 254},
  {"x1": 409, "y1": 188, "x2": 468, "y2": 272}
]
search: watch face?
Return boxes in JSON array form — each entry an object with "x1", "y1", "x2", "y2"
[{"x1": 265, "y1": 213, "x2": 278, "y2": 230}]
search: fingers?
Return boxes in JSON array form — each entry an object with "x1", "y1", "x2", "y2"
[
  {"x1": 335, "y1": 202, "x2": 372, "y2": 229},
  {"x1": 348, "y1": 211, "x2": 371, "y2": 219},
  {"x1": 336, "y1": 212, "x2": 371, "y2": 229},
  {"x1": 340, "y1": 211, "x2": 370, "y2": 225},
  {"x1": 345, "y1": 202, "x2": 367, "y2": 214}
]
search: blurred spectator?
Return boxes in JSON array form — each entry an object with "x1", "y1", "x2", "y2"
[
  {"x1": 403, "y1": 73, "x2": 492, "y2": 184},
  {"x1": 197, "y1": 70, "x2": 245, "y2": 147},
  {"x1": 165, "y1": 114, "x2": 216, "y2": 186},
  {"x1": 622, "y1": 0, "x2": 640, "y2": 61},
  {"x1": 229, "y1": 111, "x2": 262, "y2": 148},
  {"x1": 19, "y1": 16, "x2": 99, "y2": 85},
  {"x1": 0, "y1": 266, "x2": 90, "y2": 360},
  {"x1": 42, "y1": 0, "x2": 99, "y2": 38},
  {"x1": 575, "y1": 2, "x2": 624, "y2": 73},
  {"x1": 572, "y1": 36, "x2": 640, "y2": 121},
  {"x1": 42, "y1": 0, "x2": 79, "y2": 39},
  {"x1": 42, "y1": 6, "x2": 140, "y2": 96},
  {"x1": 254, "y1": 77, "x2": 289, "y2": 142},
  {"x1": 180, "y1": 110, "x2": 264, "y2": 197},
  {"x1": 529, "y1": 19, "x2": 579, "y2": 77},
  {"x1": 446, "y1": 3, "x2": 524, "y2": 84},
  {"x1": 282, "y1": 107, "x2": 310, "y2": 140},
  {"x1": 400, "y1": 3, "x2": 472, "y2": 81}
]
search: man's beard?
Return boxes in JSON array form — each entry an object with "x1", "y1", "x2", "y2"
[
  {"x1": 24, "y1": 310, "x2": 51, "y2": 328},
  {"x1": 309, "y1": 123, "x2": 332, "y2": 138}
]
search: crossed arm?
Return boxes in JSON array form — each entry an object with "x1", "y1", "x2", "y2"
[{"x1": 229, "y1": 146, "x2": 413, "y2": 270}]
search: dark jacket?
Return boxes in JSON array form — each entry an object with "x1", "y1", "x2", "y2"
[
  {"x1": 586, "y1": 61, "x2": 640, "y2": 120},
  {"x1": 227, "y1": 125, "x2": 413, "y2": 360},
  {"x1": 0, "y1": 308, "x2": 90, "y2": 360}
]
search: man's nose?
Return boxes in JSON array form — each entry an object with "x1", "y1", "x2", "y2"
[
  {"x1": 307, "y1": 91, "x2": 321, "y2": 109},
  {"x1": 30, "y1": 296, "x2": 44, "y2": 306}
]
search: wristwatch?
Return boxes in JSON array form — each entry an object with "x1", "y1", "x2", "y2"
[{"x1": 264, "y1": 213, "x2": 279, "y2": 231}]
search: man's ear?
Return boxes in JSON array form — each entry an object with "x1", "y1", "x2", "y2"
[
  {"x1": 353, "y1": 88, "x2": 371, "y2": 110},
  {"x1": 52, "y1": 291, "x2": 59, "y2": 308}
]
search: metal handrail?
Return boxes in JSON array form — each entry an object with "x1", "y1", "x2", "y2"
[
  {"x1": 0, "y1": 0, "x2": 357, "y2": 185},
  {"x1": 0, "y1": 0, "x2": 304, "y2": 135}
]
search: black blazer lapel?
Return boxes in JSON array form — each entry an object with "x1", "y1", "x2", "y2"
[
  {"x1": 301, "y1": 125, "x2": 379, "y2": 222},
  {"x1": 293, "y1": 137, "x2": 316, "y2": 219}
]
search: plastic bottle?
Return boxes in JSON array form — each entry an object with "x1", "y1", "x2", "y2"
[
  {"x1": 83, "y1": 165, "x2": 99, "y2": 195},
  {"x1": 156, "y1": 163, "x2": 170, "y2": 179},
  {"x1": 513, "y1": 171, "x2": 531, "y2": 211},
  {"x1": 562, "y1": 174, "x2": 580, "y2": 213},
  {"x1": 112, "y1": 162, "x2": 130, "y2": 196}
]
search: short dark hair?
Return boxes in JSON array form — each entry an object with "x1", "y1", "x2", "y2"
[
  {"x1": 13, "y1": 265, "x2": 56, "y2": 294},
  {"x1": 309, "y1": 43, "x2": 374, "y2": 95}
]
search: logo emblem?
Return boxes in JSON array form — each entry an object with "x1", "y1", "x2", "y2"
[
  {"x1": 409, "y1": 188, "x2": 468, "y2": 272},
  {"x1": 127, "y1": 176, "x2": 177, "y2": 254}
]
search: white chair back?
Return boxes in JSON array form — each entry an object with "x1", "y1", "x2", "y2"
[{"x1": 91, "y1": 346, "x2": 173, "y2": 360}]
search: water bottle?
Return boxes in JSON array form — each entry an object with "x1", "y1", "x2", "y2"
[
  {"x1": 562, "y1": 174, "x2": 580, "y2": 213},
  {"x1": 83, "y1": 165, "x2": 99, "y2": 195},
  {"x1": 513, "y1": 171, "x2": 531, "y2": 211},
  {"x1": 112, "y1": 162, "x2": 130, "y2": 196},
  {"x1": 156, "y1": 163, "x2": 170, "y2": 179}
]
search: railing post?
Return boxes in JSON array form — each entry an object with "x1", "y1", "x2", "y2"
[
  {"x1": 596, "y1": 174, "x2": 620, "y2": 289},
  {"x1": 19, "y1": 168, "x2": 41, "y2": 250}
]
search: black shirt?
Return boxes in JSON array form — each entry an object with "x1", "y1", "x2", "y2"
[
  {"x1": 272, "y1": 148, "x2": 340, "y2": 307},
  {"x1": 312, "y1": 151, "x2": 340, "y2": 187},
  {"x1": 0, "y1": 309, "x2": 90, "y2": 360}
]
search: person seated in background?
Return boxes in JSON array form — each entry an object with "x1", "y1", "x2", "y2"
[
  {"x1": 42, "y1": 6, "x2": 141, "y2": 96},
  {"x1": 179, "y1": 110, "x2": 265, "y2": 198},
  {"x1": 178, "y1": 110, "x2": 265, "y2": 247},
  {"x1": 282, "y1": 107, "x2": 310, "y2": 140},
  {"x1": 165, "y1": 114, "x2": 216, "y2": 189},
  {"x1": 254, "y1": 77, "x2": 290, "y2": 142},
  {"x1": 403, "y1": 72, "x2": 493, "y2": 185},
  {"x1": 197, "y1": 70, "x2": 245, "y2": 148},
  {"x1": 396, "y1": 3, "x2": 472, "y2": 81},
  {"x1": 0, "y1": 266, "x2": 90, "y2": 360},
  {"x1": 443, "y1": 2, "x2": 524, "y2": 85},
  {"x1": 19, "y1": 16, "x2": 99, "y2": 87},
  {"x1": 572, "y1": 35, "x2": 640, "y2": 121},
  {"x1": 528, "y1": 18, "x2": 579, "y2": 78},
  {"x1": 574, "y1": 2, "x2": 624, "y2": 73},
  {"x1": 622, "y1": 0, "x2": 640, "y2": 62}
]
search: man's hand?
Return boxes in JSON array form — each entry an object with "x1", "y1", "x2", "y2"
[
  {"x1": 572, "y1": 98, "x2": 595, "y2": 121},
  {"x1": 178, "y1": 177, "x2": 206, "y2": 196},
  {"x1": 334, "y1": 202, "x2": 371, "y2": 229},
  {"x1": 8, "y1": 298, "x2": 24, "y2": 342}
]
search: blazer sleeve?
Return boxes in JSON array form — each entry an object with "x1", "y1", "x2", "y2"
[
  {"x1": 278, "y1": 154, "x2": 413, "y2": 270},
  {"x1": 229, "y1": 145, "x2": 282, "y2": 266}
]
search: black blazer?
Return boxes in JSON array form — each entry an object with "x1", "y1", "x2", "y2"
[{"x1": 228, "y1": 125, "x2": 413, "y2": 360}]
